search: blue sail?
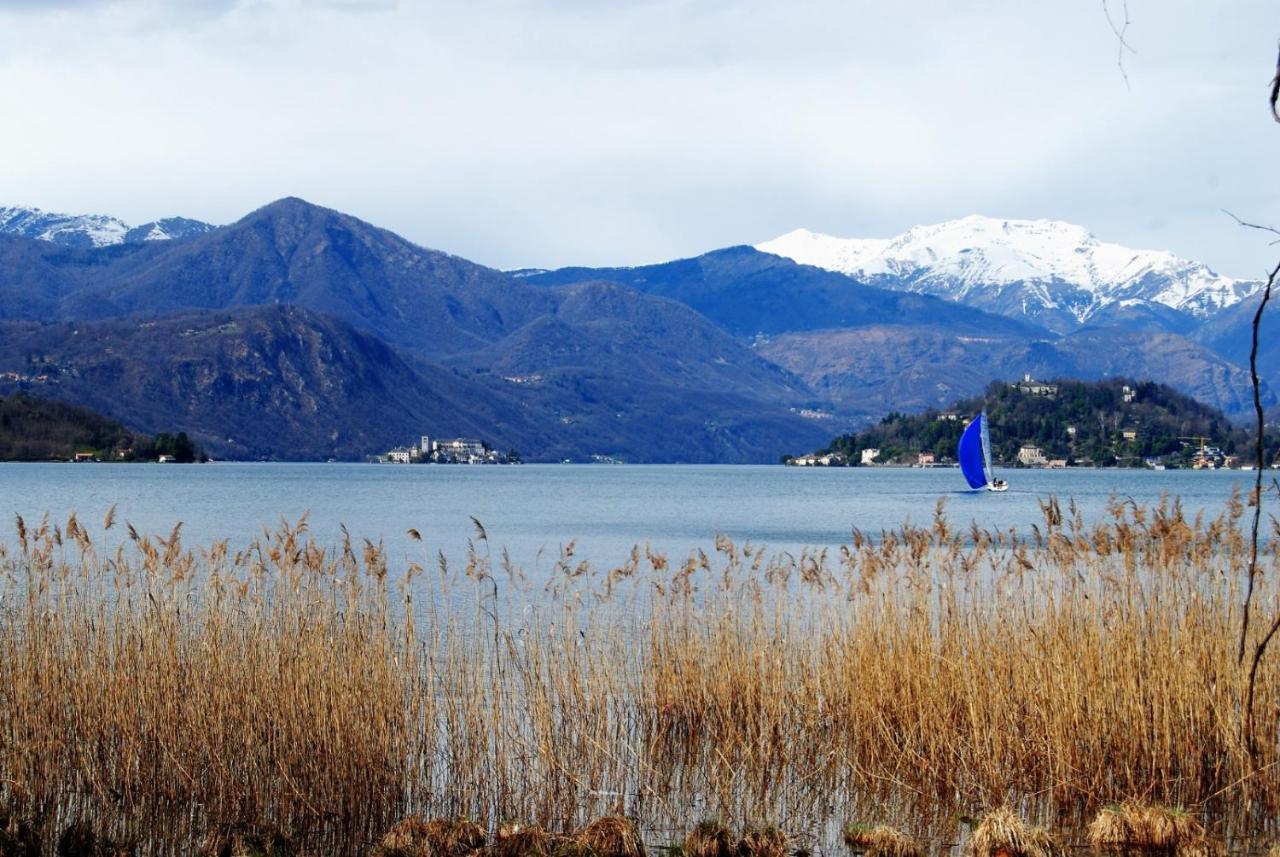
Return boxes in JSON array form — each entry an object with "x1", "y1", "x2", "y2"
[{"x1": 957, "y1": 413, "x2": 989, "y2": 489}]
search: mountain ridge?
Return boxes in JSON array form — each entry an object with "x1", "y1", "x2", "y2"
[
  {"x1": 0, "y1": 196, "x2": 1270, "y2": 461},
  {"x1": 0, "y1": 205, "x2": 215, "y2": 248},
  {"x1": 757, "y1": 216, "x2": 1259, "y2": 334}
]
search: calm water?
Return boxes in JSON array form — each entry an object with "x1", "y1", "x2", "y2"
[{"x1": 0, "y1": 462, "x2": 1255, "y2": 571}]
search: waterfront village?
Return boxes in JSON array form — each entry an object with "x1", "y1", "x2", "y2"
[
  {"x1": 377, "y1": 436, "x2": 521, "y2": 465},
  {"x1": 789, "y1": 440, "x2": 1245, "y2": 470},
  {"x1": 787, "y1": 375, "x2": 1260, "y2": 471}
]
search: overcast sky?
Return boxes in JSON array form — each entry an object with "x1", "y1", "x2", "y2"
[{"x1": 0, "y1": 1, "x2": 1278, "y2": 275}]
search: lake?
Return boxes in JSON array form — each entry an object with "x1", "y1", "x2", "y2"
[{"x1": 0, "y1": 462, "x2": 1256, "y2": 572}]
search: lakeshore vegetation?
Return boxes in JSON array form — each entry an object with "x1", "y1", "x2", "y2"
[
  {"x1": 0, "y1": 394, "x2": 204, "y2": 463},
  {"x1": 0, "y1": 497, "x2": 1278, "y2": 854}
]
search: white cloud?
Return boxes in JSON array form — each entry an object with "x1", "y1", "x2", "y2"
[{"x1": 0, "y1": 0, "x2": 1277, "y2": 275}]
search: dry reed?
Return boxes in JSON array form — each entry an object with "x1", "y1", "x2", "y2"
[
  {"x1": 736, "y1": 826, "x2": 789, "y2": 857},
  {"x1": 0, "y1": 495, "x2": 1274, "y2": 854},
  {"x1": 683, "y1": 821, "x2": 736, "y2": 857},
  {"x1": 493, "y1": 822, "x2": 565, "y2": 857},
  {"x1": 54, "y1": 820, "x2": 132, "y2": 857},
  {"x1": 842, "y1": 825, "x2": 921, "y2": 857},
  {"x1": 1087, "y1": 804, "x2": 1212, "y2": 855},
  {"x1": 199, "y1": 823, "x2": 295, "y2": 857},
  {"x1": 575, "y1": 817, "x2": 643, "y2": 857},
  {"x1": 967, "y1": 809, "x2": 1061, "y2": 857}
]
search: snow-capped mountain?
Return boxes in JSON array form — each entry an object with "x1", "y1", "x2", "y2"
[
  {"x1": 757, "y1": 216, "x2": 1260, "y2": 333},
  {"x1": 0, "y1": 206, "x2": 214, "y2": 249}
]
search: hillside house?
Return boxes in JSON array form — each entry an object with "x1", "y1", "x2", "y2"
[
  {"x1": 1122, "y1": 428, "x2": 1138, "y2": 442},
  {"x1": 1017, "y1": 445, "x2": 1047, "y2": 466},
  {"x1": 861, "y1": 448, "x2": 881, "y2": 465},
  {"x1": 1016, "y1": 374, "x2": 1058, "y2": 398}
]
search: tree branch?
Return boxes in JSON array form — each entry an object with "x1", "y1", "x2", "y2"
[
  {"x1": 1271, "y1": 39, "x2": 1280, "y2": 123},
  {"x1": 1102, "y1": 0, "x2": 1136, "y2": 90}
]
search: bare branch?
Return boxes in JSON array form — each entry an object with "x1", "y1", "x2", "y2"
[
  {"x1": 1102, "y1": 0, "x2": 1136, "y2": 90},
  {"x1": 1238, "y1": 257, "x2": 1280, "y2": 671},
  {"x1": 1271, "y1": 39, "x2": 1280, "y2": 123},
  {"x1": 1223, "y1": 209, "x2": 1280, "y2": 246}
]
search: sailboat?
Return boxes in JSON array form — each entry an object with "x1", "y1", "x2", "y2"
[{"x1": 958, "y1": 412, "x2": 1007, "y2": 492}]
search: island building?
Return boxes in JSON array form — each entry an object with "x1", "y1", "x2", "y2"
[
  {"x1": 381, "y1": 435, "x2": 513, "y2": 464},
  {"x1": 788, "y1": 452, "x2": 847, "y2": 467},
  {"x1": 861, "y1": 448, "x2": 881, "y2": 465}
]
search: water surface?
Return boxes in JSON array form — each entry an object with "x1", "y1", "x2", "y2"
[{"x1": 1, "y1": 463, "x2": 1254, "y2": 571}]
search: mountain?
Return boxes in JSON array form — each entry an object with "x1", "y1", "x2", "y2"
[
  {"x1": 123, "y1": 216, "x2": 216, "y2": 243},
  {"x1": 0, "y1": 205, "x2": 214, "y2": 249},
  {"x1": 0, "y1": 200, "x2": 832, "y2": 462},
  {"x1": 519, "y1": 235, "x2": 1266, "y2": 422},
  {"x1": 813, "y1": 377, "x2": 1249, "y2": 467},
  {"x1": 466, "y1": 280, "x2": 808, "y2": 394},
  {"x1": 756, "y1": 324, "x2": 1263, "y2": 420},
  {"x1": 52, "y1": 197, "x2": 552, "y2": 358},
  {"x1": 757, "y1": 216, "x2": 1259, "y2": 334},
  {"x1": 0, "y1": 195, "x2": 1267, "y2": 461},
  {"x1": 0, "y1": 306, "x2": 547, "y2": 461},
  {"x1": 0, "y1": 303, "x2": 829, "y2": 464},
  {"x1": 514, "y1": 245, "x2": 1046, "y2": 338}
]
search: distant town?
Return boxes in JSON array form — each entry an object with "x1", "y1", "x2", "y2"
[
  {"x1": 787, "y1": 375, "x2": 1262, "y2": 471},
  {"x1": 377, "y1": 436, "x2": 521, "y2": 465}
]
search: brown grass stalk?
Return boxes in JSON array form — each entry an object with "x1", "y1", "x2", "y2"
[{"x1": 0, "y1": 497, "x2": 1271, "y2": 853}]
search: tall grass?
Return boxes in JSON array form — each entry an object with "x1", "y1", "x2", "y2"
[{"x1": 0, "y1": 494, "x2": 1274, "y2": 854}]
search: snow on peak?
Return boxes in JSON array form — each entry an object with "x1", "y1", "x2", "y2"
[
  {"x1": 0, "y1": 206, "x2": 215, "y2": 249},
  {"x1": 0, "y1": 205, "x2": 128, "y2": 248},
  {"x1": 757, "y1": 216, "x2": 1258, "y2": 322}
]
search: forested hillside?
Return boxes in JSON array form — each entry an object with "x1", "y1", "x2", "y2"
[
  {"x1": 817, "y1": 378, "x2": 1250, "y2": 467},
  {"x1": 0, "y1": 394, "x2": 204, "y2": 462}
]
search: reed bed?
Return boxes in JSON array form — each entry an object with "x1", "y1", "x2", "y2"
[{"x1": 0, "y1": 494, "x2": 1276, "y2": 855}]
